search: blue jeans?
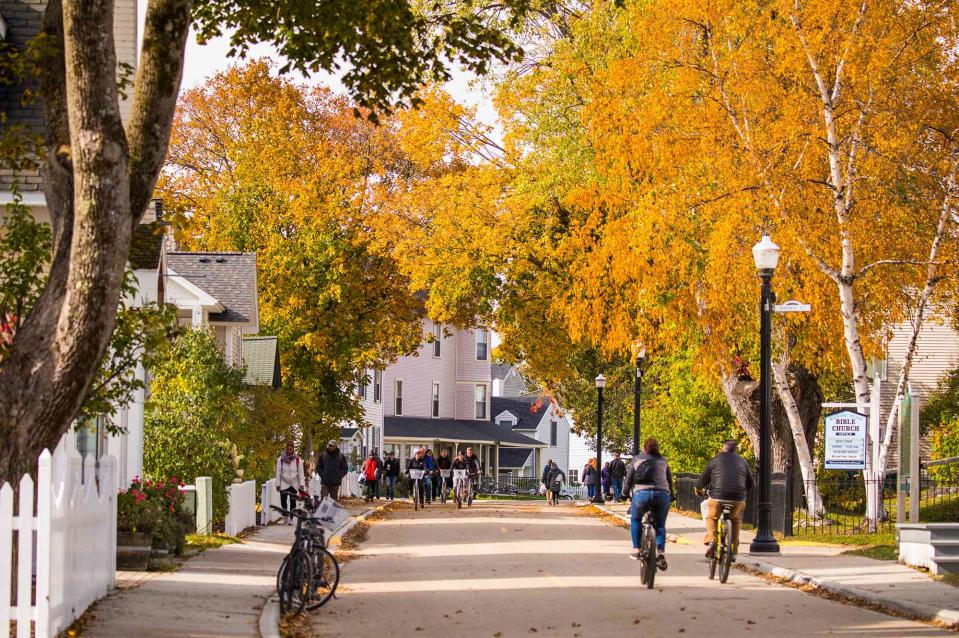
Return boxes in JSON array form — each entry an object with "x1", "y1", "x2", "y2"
[
  {"x1": 631, "y1": 489, "x2": 670, "y2": 551},
  {"x1": 612, "y1": 479, "x2": 623, "y2": 501},
  {"x1": 587, "y1": 485, "x2": 596, "y2": 500},
  {"x1": 385, "y1": 476, "x2": 397, "y2": 499},
  {"x1": 424, "y1": 475, "x2": 432, "y2": 501}
]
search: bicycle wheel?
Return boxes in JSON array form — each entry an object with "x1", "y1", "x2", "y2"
[
  {"x1": 440, "y1": 479, "x2": 447, "y2": 504},
  {"x1": 413, "y1": 480, "x2": 419, "y2": 511},
  {"x1": 305, "y1": 546, "x2": 340, "y2": 611},
  {"x1": 643, "y1": 523, "x2": 657, "y2": 589},
  {"x1": 278, "y1": 550, "x2": 312, "y2": 616},
  {"x1": 719, "y1": 517, "x2": 733, "y2": 584},
  {"x1": 467, "y1": 483, "x2": 474, "y2": 507}
]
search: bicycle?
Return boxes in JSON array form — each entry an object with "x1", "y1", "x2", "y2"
[
  {"x1": 272, "y1": 498, "x2": 341, "y2": 614},
  {"x1": 638, "y1": 509, "x2": 657, "y2": 589},
  {"x1": 438, "y1": 469, "x2": 451, "y2": 504},
  {"x1": 409, "y1": 469, "x2": 425, "y2": 510},
  {"x1": 708, "y1": 501, "x2": 734, "y2": 584},
  {"x1": 453, "y1": 469, "x2": 469, "y2": 509}
]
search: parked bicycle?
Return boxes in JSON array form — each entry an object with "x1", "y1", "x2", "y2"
[
  {"x1": 638, "y1": 509, "x2": 657, "y2": 589},
  {"x1": 272, "y1": 494, "x2": 340, "y2": 615},
  {"x1": 708, "y1": 502, "x2": 734, "y2": 583}
]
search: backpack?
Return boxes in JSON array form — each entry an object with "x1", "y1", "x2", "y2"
[{"x1": 634, "y1": 457, "x2": 657, "y2": 485}]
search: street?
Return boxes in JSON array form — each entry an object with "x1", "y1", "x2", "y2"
[{"x1": 312, "y1": 501, "x2": 952, "y2": 638}]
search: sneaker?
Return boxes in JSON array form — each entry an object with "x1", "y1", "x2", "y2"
[
  {"x1": 629, "y1": 550, "x2": 641, "y2": 561},
  {"x1": 657, "y1": 552, "x2": 668, "y2": 571},
  {"x1": 705, "y1": 543, "x2": 717, "y2": 559},
  {"x1": 730, "y1": 552, "x2": 737, "y2": 563}
]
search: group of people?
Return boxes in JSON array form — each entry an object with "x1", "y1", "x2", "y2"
[
  {"x1": 580, "y1": 452, "x2": 630, "y2": 502},
  {"x1": 273, "y1": 439, "x2": 350, "y2": 524},
  {"x1": 404, "y1": 446, "x2": 481, "y2": 507}
]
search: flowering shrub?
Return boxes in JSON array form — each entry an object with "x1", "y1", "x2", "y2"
[{"x1": 117, "y1": 477, "x2": 194, "y2": 554}]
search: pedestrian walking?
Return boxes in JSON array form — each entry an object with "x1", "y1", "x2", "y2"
[
  {"x1": 316, "y1": 439, "x2": 349, "y2": 501},
  {"x1": 383, "y1": 451, "x2": 400, "y2": 500},
  {"x1": 424, "y1": 449, "x2": 436, "y2": 503},
  {"x1": 541, "y1": 458, "x2": 553, "y2": 503},
  {"x1": 275, "y1": 442, "x2": 305, "y2": 524},
  {"x1": 583, "y1": 458, "x2": 599, "y2": 501},
  {"x1": 361, "y1": 451, "x2": 382, "y2": 503},
  {"x1": 609, "y1": 451, "x2": 627, "y2": 501},
  {"x1": 601, "y1": 462, "x2": 611, "y2": 501},
  {"x1": 546, "y1": 461, "x2": 565, "y2": 506}
]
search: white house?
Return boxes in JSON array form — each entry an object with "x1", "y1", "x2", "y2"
[{"x1": 349, "y1": 319, "x2": 546, "y2": 472}]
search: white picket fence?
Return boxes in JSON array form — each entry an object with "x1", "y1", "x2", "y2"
[
  {"x1": 260, "y1": 479, "x2": 282, "y2": 525},
  {"x1": 0, "y1": 446, "x2": 118, "y2": 638},
  {"x1": 224, "y1": 480, "x2": 257, "y2": 536},
  {"x1": 308, "y1": 472, "x2": 361, "y2": 500}
]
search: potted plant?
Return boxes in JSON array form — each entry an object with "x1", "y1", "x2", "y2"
[{"x1": 116, "y1": 484, "x2": 158, "y2": 570}]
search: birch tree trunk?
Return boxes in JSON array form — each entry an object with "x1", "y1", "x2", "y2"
[{"x1": 772, "y1": 360, "x2": 824, "y2": 516}]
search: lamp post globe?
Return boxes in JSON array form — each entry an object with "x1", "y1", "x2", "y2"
[
  {"x1": 750, "y1": 234, "x2": 782, "y2": 554},
  {"x1": 593, "y1": 374, "x2": 607, "y2": 504}
]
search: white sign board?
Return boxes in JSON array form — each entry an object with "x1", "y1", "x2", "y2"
[{"x1": 824, "y1": 410, "x2": 867, "y2": 470}]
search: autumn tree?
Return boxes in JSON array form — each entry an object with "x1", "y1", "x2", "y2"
[
  {"x1": 0, "y1": 0, "x2": 533, "y2": 482},
  {"x1": 157, "y1": 61, "x2": 424, "y2": 441}
]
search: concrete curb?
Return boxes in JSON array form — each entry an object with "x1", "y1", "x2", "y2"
[
  {"x1": 257, "y1": 504, "x2": 385, "y2": 638},
  {"x1": 592, "y1": 504, "x2": 683, "y2": 544},
  {"x1": 738, "y1": 557, "x2": 959, "y2": 630}
]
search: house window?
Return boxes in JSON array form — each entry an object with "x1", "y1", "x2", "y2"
[
  {"x1": 569, "y1": 469, "x2": 579, "y2": 484},
  {"x1": 432, "y1": 382, "x2": 440, "y2": 418},
  {"x1": 474, "y1": 384, "x2": 487, "y2": 420},
  {"x1": 359, "y1": 370, "x2": 368, "y2": 399},
  {"x1": 395, "y1": 379, "x2": 404, "y2": 416},
  {"x1": 550, "y1": 420, "x2": 558, "y2": 446},
  {"x1": 433, "y1": 323, "x2": 442, "y2": 357},
  {"x1": 475, "y1": 329, "x2": 488, "y2": 361},
  {"x1": 373, "y1": 370, "x2": 382, "y2": 403}
]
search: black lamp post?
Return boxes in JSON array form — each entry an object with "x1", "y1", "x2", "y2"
[
  {"x1": 592, "y1": 374, "x2": 607, "y2": 504},
  {"x1": 750, "y1": 234, "x2": 782, "y2": 554},
  {"x1": 633, "y1": 346, "x2": 646, "y2": 456}
]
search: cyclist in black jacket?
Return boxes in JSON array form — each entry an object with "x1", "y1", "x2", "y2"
[{"x1": 695, "y1": 440, "x2": 754, "y2": 560}]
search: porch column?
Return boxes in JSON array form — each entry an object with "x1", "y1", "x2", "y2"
[
  {"x1": 493, "y1": 444, "x2": 500, "y2": 478},
  {"x1": 533, "y1": 448, "x2": 541, "y2": 481}
]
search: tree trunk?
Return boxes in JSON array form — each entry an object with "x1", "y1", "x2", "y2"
[
  {"x1": 0, "y1": 0, "x2": 192, "y2": 484},
  {"x1": 721, "y1": 364, "x2": 822, "y2": 482},
  {"x1": 772, "y1": 360, "x2": 824, "y2": 516}
]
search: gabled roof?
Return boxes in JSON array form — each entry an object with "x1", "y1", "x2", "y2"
[
  {"x1": 129, "y1": 222, "x2": 166, "y2": 270},
  {"x1": 499, "y1": 448, "x2": 533, "y2": 468},
  {"x1": 491, "y1": 396, "x2": 548, "y2": 431},
  {"x1": 492, "y1": 363, "x2": 513, "y2": 382},
  {"x1": 166, "y1": 252, "x2": 257, "y2": 324},
  {"x1": 242, "y1": 336, "x2": 281, "y2": 388},
  {"x1": 341, "y1": 427, "x2": 359, "y2": 439},
  {"x1": 384, "y1": 416, "x2": 547, "y2": 448}
]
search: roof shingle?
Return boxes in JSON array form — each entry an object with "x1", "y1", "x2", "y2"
[{"x1": 166, "y1": 252, "x2": 257, "y2": 324}]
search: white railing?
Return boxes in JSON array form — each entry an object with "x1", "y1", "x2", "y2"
[
  {"x1": 309, "y1": 472, "x2": 361, "y2": 499},
  {"x1": 0, "y1": 446, "x2": 118, "y2": 638},
  {"x1": 224, "y1": 480, "x2": 256, "y2": 536},
  {"x1": 260, "y1": 479, "x2": 282, "y2": 525}
]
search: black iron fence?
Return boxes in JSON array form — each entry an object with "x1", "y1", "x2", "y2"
[{"x1": 794, "y1": 475, "x2": 896, "y2": 535}]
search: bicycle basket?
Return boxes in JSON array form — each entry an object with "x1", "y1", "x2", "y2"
[
  {"x1": 311, "y1": 497, "x2": 349, "y2": 532},
  {"x1": 439, "y1": 470, "x2": 451, "y2": 478},
  {"x1": 452, "y1": 469, "x2": 468, "y2": 479},
  {"x1": 409, "y1": 469, "x2": 426, "y2": 480}
]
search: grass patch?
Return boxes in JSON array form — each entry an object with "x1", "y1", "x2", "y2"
[
  {"x1": 185, "y1": 533, "x2": 240, "y2": 551},
  {"x1": 842, "y1": 544, "x2": 898, "y2": 561},
  {"x1": 783, "y1": 531, "x2": 895, "y2": 547},
  {"x1": 475, "y1": 495, "x2": 544, "y2": 501}
]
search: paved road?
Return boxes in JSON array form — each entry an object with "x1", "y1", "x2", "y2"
[{"x1": 312, "y1": 501, "x2": 952, "y2": 638}]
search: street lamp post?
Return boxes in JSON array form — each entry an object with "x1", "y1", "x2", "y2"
[
  {"x1": 750, "y1": 234, "x2": 782, "y2": 554},
  {"x1": 593, "y1": 374, "x2": 607, "y2": 504},
  {"x1": 633, "y1": 347, "x2": 646, "y2": 456}
]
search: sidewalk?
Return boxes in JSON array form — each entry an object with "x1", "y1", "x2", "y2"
[{"x1": 596, "y1": 500, "x2": 959, "y2": 629}]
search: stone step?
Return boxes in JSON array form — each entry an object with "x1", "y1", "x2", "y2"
[
  {"x1": 931, "y1": 540, "x2": 959, "y2": 557},
  {"x1": 931, "y1": 555, "x2": 959, "y2": 575}
]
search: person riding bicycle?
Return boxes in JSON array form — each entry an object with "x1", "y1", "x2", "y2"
[
  {"x1": 436, "y1": 449, "x2": 453, "y2": 500},
  {"x1": 406, "y1": 447, "x2": 428, "y2": 507},
  {"x1": 451, "y1": 451, "x2": 471, "y2": 497},
  {"x1": 463, "y1": 447, "x2": 481, "y2": 490},
  {"x1": 695, "y1": 440, "x2": 753, "y2": 561},
  {"x1": 624, "y1": 437, "x2": 674, "y2": 571}
]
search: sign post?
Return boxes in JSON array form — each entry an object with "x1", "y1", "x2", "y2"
[{"x1": 824, "y1": 410, "x2": 867, "y2": 471}]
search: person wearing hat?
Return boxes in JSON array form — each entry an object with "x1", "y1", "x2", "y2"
[{"x1": 316, "y1": 439, "x2": 349, "y2": 501}]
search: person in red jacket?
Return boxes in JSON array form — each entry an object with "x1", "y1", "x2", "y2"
[{"x1": 361, "y1": 451, "x2": 382, "y2": 503}]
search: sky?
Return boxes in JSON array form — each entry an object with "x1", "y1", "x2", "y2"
[{"x1": 136, "y1": 2, "x2": 500, "y2": 128}]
